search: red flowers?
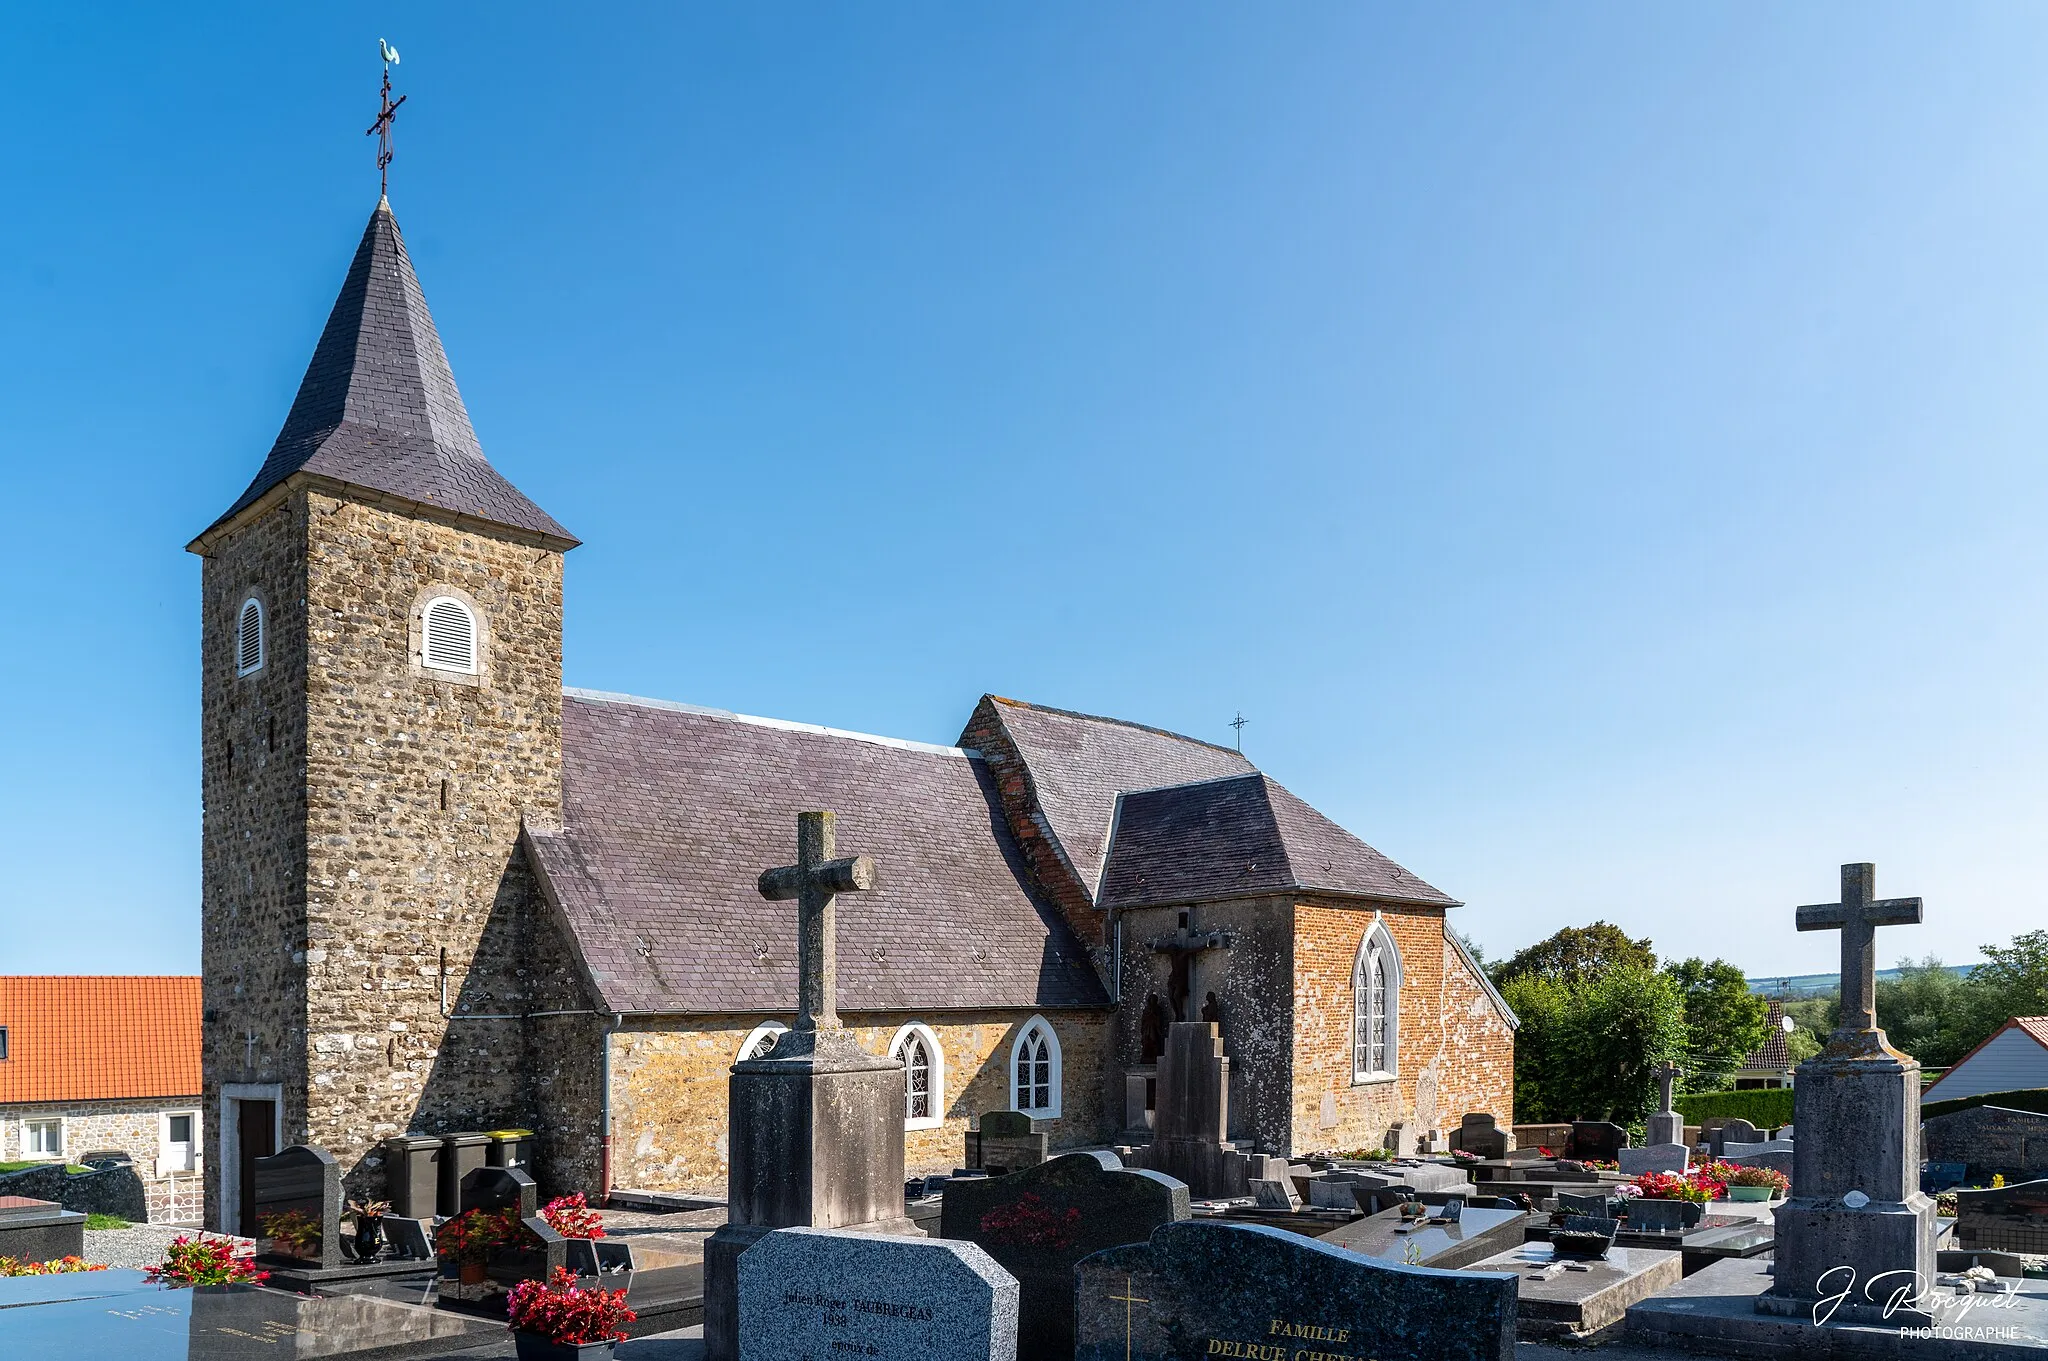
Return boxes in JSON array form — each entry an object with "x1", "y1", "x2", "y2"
[
  {"x1": 540, "y1": 1193, "x2": 605, "y2": 1240},
  {"x1": 0, "y1": 1255, "x2": 109, "y2": 1276},
  {"x1": 435, "y1": 1208, "x2": 510, "y2": 1266},
  {"x1": 1632, "y1": 1161, "x2": 1734, "y2": 1204},
  {"x1": 977, "y1": 1193, "x2": 1081, "y2": 1249},
  {"x1": 506, "y1": 1266, "x2": 637, "y2": 1344},
  {"x1": 144, "y1": 1235, "x2": 269, "y2": 1287}
]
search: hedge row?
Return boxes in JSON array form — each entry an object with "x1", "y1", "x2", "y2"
[
  {"x1": 1921, "y1": 1087, "x2": 2048, "y2": 1121},
  {"x1": 1672, "y1": 1088, "x2": 1797, "y2": 1128}
]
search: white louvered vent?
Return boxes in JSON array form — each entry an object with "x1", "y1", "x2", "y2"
[
  {"x1": 422, "y1": 597, "x2": 478, "y2": 673},
  {"x1": 236, "y1": 599, "x2": 264, "y2": 676}
]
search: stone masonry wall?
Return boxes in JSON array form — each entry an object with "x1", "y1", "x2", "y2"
[
  {"x1": 1, "y1": 1099, "x2": 205, "y2": 1223},
  {"x1": 607, "y1": 1009, "x2": 1112, "y2": 1194},
  {"x1": 199, "y1": 494, "x2": 311, "y2": 1230},
  {"x1": 296, "y1": 494, "x2": 566, "y2": 1201},
  {"x1": 1291, "y1": 901, "x2": 1514, "y2": 1154}
]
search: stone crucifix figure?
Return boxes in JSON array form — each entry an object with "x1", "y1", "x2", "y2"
[
  {"x1": 1796, "y1": 861, "x2": 1920, "y2": 1049},
  {"x1": 757, "y1": 810, "x2": 877, "y2": 1032}
]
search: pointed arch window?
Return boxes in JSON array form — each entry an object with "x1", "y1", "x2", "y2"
[
  {"x1": 889, "y1": 1023, "x2": 944, "y2": 1130},
  {"x1": 422, "y1": 597, "x2": 478, "y2": 674},
  {"x1": 236, "y1": 599, "x2": 265, "y2": 677},
  {"x1": 1353, "y1": 917, "x2": 1402, "y2": 1084},
  {"x1": 1010, "y1": 1016, "x2": 1062, "y2": 1119}
]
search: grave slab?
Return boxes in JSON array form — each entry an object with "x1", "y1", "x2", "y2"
[
  {"x1": 0, "y1": 1196, "x2": 84, "y2": 1264},
  {"x1": 1462, "y1": 1239, "x2": 1682, "y2": 1341},
  {"x1": 1075, "y1": 1219, "x2": 1516, "y2": 1361},
  {"x1": 1317, "y1": 1205, "x2": 1530, "y2": 1270},
  {"x1": 737, "y1": 1226, "x2": 1017, "y2": 1361}
]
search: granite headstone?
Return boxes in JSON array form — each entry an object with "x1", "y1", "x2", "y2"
[
  {"x1": 965, "y1": 1111, "x2": 1050, "y2": 1178},
  {"x1": 1616, "y1": 1144, "x2": 1689, "y2": 1177},
  {"x1": 1567, "y1": 1122, "x2": 1629, "y2": 1163},
  {"x1": 1074, "y1": 1219, "x2": 1515, "y2": 1361},
  {"x1": 251, "y1": 1145, "x2": 342, "y2": 1269},
  {"x1": 1450, "y1": 1113, "x2": 1510, "y2": 1160},
  {"x1": 1707, "y1": 1118, "x2": 1760, "y2": 1158},
  {"x1": 459, "y1": 1165, "x2": 538, "y2": 1220},
  {"x1": 738, "y1": 1226, "x2": 1019, "y2": 1361}
]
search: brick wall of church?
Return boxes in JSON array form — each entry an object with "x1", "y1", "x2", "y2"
[
  {"x1": 1291, "y1": 901, "x2": 1514, "y2": 1154},
  {"x1": 604, "y1": 1010, "x2": 1112, "y2": 1194},
  {"x1": 200, "y1": 488, "x2": 569, "y2": 1222}
]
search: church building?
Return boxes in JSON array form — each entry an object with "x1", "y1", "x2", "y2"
[{"x1": 189, "y1": 199, "x2": 1516, "y2": 1231}]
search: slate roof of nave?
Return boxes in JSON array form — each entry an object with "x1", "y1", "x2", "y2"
[
  {"x1": 970, "y1": 697, "x2": 1257, "y2": 903},
  {"x1": 529, "y1": 690, "x2": 1110, "y2": 1015}
]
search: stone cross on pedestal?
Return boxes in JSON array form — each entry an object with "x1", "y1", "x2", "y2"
[
  {"x1": 1654, "y1": 1064, "x2": 1679, "y2": 1112},
  {"x1": 757, "y1": 811, "x2": 877, "y2": 1032},
  {"x1": 1796, "y1": 862, "x2": 1921, "y2": 1044},
  {"x1": 1647, "y1": 1063, "x2": 1683, "y2": 1145}
]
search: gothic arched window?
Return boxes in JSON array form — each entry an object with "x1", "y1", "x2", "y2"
[
  {"x1": 737, "y1": 1021, "x2": 787, "y2": 1062},
  {"x1": 889, "y1": 1024, "x2": 944, "y2": 1130},
  {"x1": 1010, "y1": 1016, "x2": 1062, "y2": 1118},
  {"x1": 1353, "y1": 917, "x2": 1402, "y2": 1083},
  {"x1": 236, "y1": 598, "x2": 265, "y2": 677}
]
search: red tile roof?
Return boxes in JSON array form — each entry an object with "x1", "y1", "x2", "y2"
[
  {"x1": 2016, "y1": 1016, "x2": 2048, "y2": 1049},
  {"x1": 0, "y1": 977, "x2": 201, "y2": 1104}
]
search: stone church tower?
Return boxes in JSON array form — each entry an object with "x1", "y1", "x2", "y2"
[{"x1": 188, "y1": 199, "x2": 577, "y2": 1232}]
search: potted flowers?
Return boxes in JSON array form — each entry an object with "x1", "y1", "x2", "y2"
[
  {"x1": 144, "y1": 1235, "x2": 269, "y2": 1287},
  {"x1": 506, "y1": 1265, "x2": 638, "y2": 1359},
  {"x1": 435, "y1": 1207, "x2": 508, "y2": 1286},
  {"x1": 1724, "y1": 1165, "x2": 1789, "y2": 1202},
  {"x1": 347, "y1": 1198, "x2": 391, "y2": 1259},
  {"x1": 256, "y1": 1209, "x2": 321, "y2": 1260}
]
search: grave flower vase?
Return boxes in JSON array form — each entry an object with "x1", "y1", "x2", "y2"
[
  {"x1": 459, "y1": 1261, "x2": 489, "y2": 1286},
  {"x1": 511, "y1": 1332, "x2": 616, "y2": 1361},
  {"x1": 354, "y1": 1217, "x2": 384, "y2": 1258},
  {"x1": 1726, "y1": 1185, "x2": 1773, "y2": 1202}
]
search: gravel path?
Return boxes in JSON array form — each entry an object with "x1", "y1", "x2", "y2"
[{"x1": 82, "y1": 1223, "x2": 252, "y2": 1269}]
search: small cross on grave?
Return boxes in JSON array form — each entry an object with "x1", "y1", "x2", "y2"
[
  {"x1": 1797, "y1": 862, "x2": 1921, "y2": 1052},
  {"x1": 757, "y1": 810, "x2": 877, "y2": 1032},
  {"x1": 1653, "y1": 1063, "x2": 1681, "y2": 1113}
]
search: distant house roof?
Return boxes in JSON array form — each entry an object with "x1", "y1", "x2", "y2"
[
  {"x1": 1922, "y1": 1016, "x2": 2048, "y2": 1104},
  {"x1": 529, "y1": 690, "x2": 1108, "y2": 1016},
  {"x1": 0, "y1": 977, "x2": 201, "y2": 1104},
  {"x1": 969, "y1": 697, "x2": 1256, "y2": 903},
  {"x1": 1740, "y1": 998, "x2": 1793, "y2": 1071},
  {"x1": 190, "y1": 201, "x2": 574, "y2": 553},
  {"x1": 1097, "y1": 772, "x2": 1458, "y2": 911}
]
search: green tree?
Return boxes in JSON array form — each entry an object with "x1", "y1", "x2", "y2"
[
  {"x1": 1662, "y1": 958, "x2": 1769, "y2": 1092},
  {"x1": 1498, "y1": 973, "x2": 1571, "y2": 1123},
  {"x1": 1493, "y1": 922, "x2": 1657, "y2": 990},
  {"x1": 1874, "y1": 956, "x2": 1974, "y2": 1067},
  {"x1": 1782, "y1": 993, "x2": 1835, "y2": 1066},
  {"x1": 1969, "y1": 929, "x2": 2048, "y2": 1020},
  {"x1": 1557, "y1": 965, "x2": 1690, "y2": 1122},
  {"x1": 1452, "y1": 928, "x2": 1489, "y2": 972}
]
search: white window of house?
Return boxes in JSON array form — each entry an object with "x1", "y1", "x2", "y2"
[
  {"x1": 422, "y1": 597, "x2": 478, "y2": 674},
  {"x1": 889, "y1": 1024, "x2": 944, "y2": 1131},
  {"x1": 24, "y1": 1118, "x2": 63, "y2": 1159},
  {"x1": 737, "y1": 1021, "x2": 788, "y2": 1062},
  {"x1": 1352, "y1": 916, "x2": 1402, "y2": 1084},
  {"x1": 160, "y1": 1111, "x2": 199, "y2": 1175},
  {"x1": 236, "y1": 598, "x2": 264, "y2": 676},
  {"x1": 1010, "y1": 1016, "x2": 1062, "y2": 1119}
]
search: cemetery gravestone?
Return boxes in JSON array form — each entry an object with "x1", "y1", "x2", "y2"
[
  {"x1": 1954, "y1": 1179, "x2": 2048, "y2": 1255},
  {"x1": 1922, "y1": 1161, "x2": 1969, "y2": 1193},
  {"x1": 1616, "y1": 1144, "x2": 1689, "y2": 1177},
  {"x1": 738, "y1": 1227, "x2": 1018, "y2": 1361},
  {"x1": 1252, "y1": 1178, "x2": 1300, "y2": 1211},
  {"x1": 941, "y1": 1150, "x2": 1189, "y2": 1361},
  {"x1": 1451, "y1": 1113, "x2": 1509, "y2": 1160},
  {"x1": 1555, "y1": 1191, "x2": 1610, "y2": 1217},
  {"x1": 251, "y1": 1145, "x2": 342, "y2": 1269},
  {"x1": 459, "y1": 1165, "x2": 538, "y2": 1220},
  {"x1": 1567, "y1": 1122, "x2": 1628, "y2": 1163},
  {"x1": 0, "y1": 1196, "x2": 85, "y2": 1264},
  {"x1": 1707, "y1": 1118, "x2": 1760, "y2": 1158},
  {"x1": 1127, "y1": 1022, "x2": 1258, "y2": 1199},
  {"x1": 384, "y1": 1216, "x2": 434, "y2": 1261},
  {"x1": 1924, "y1": 1105, "x2": 2048, "y2": 1185},
  {"x1": 1624, "y1": 1198, "x2": 1700, "y2": 1234},
  {"x1": 965, "y1": 1110, "x2": 1050, "y2": 1177},
  {"x1": 1075, "y1": 1219, "x2": 1516, "y2": 1361},
  {"x1": 1647, "y1": 1065, "x2": 1684, "y2": 1147}
]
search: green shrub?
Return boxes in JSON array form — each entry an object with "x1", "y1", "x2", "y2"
[
  {"x1": 1671, "y1": 1088, "x2": 1796, "y2": 1128},
  {"x1": 1921, "y1": 1087, "x2": 2048, "y2": 1121},
  {"x1": 83, "y1": 1214, "x2": 129, "y2": 1231}
]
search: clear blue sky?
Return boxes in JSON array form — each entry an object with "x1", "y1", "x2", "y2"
[{"x1": 6, "y1": 5, "x2": 2045, "y2": 978}]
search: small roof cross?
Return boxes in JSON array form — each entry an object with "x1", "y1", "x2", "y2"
[
  {"x1": 1795, "y1": 862, "x2": 1921, "y2": 1040},
  {"x1": 757, "y1": 811, "x2": 878, "y2": 1032}
]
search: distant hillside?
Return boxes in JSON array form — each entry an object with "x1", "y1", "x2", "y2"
[{"x1": 1747, "y1": 964, "x2": 1975, "y2": 997}]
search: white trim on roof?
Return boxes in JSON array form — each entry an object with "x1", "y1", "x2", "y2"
[{"x1": 563, "y1": 688, "x2": 980, "y2": 760}]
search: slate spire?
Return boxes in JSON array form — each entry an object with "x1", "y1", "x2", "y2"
[{"x1": 193, "y1": 200, "x2": 575, "y2": 550}]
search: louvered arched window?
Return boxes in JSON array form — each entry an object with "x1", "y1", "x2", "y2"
[
  {"x1": 889, "y1": 1023, "x2": 944, "y2": 1130},
  {"x1": 422, "y1": 597, "x2": 478, "y2": 674},
  {"x1": 1352, "y1": 916, "x2": 1402, "y2": 1083},
  {"x1": 236, "y1": 599, "x2": 265, "y2": 676},
  {"x1": 1010, "y1": 1016, "x2": 1062, "y2": 1118}
]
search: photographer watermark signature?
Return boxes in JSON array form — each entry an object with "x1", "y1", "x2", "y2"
[{"x1": 1813, "y1": 1264, "x2": 2024, "y2": 1334}]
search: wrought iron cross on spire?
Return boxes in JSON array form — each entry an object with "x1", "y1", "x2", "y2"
[
  {"x1": 757, "y1": 811, "x2": 878, "y2": 1032},
  {"x1": 1796, "y1": 862, "x2": 1921, "y2": 1040},
  {"x1": 366, "y1": 38, "x2": 407, "y2": 199}
]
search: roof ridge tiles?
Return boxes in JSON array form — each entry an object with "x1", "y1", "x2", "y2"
[
  {"x1": 984, "y1": 694, "x2": 1251, "y2": 760},
  {"x1": 564, "y1": 687, "x2": 980, "y2": 760}
]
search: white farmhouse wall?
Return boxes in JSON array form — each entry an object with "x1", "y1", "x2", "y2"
[{"x1": 1923, "y1": 1027, "x2": 2048, "y2": 1104}]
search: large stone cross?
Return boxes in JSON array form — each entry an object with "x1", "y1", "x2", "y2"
[
  {"x1": 1795, "y1": 862, "x2": 1920, "y2": 1038},
  {"x1": 757, "y1": 811, "x2": 877, "y2": 1033},
  {"x1": 1653, "y1": 1063, "x2": 1681, "y2": 1113}
]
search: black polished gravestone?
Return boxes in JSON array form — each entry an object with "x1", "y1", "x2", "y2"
[
  {"x1": 1566, "y1": 1122, "x2": 1629, "y2": 1163},
  {"x1": 0, "y1": 1269, "x2": 497, "y2": 1359},
  {"x1": 964, "y1": 1109, "x2": 1050, "y2": 1177},
  {"x1": 941, "y1": 1150, "x2": 1189, "y2": 1361},
  {"x1": 250, "y1": 1145, "x2": 342, "y2": 1269},
  {"x1": 1955, "y1": 1178, "x2": 2048, "y2": 1255},
  {"x1": 459, "y1": 1165, "x2": 538, "y2": 1219},
  {"x1": 1076, "y1": 1220, "x2": 1516, "y2": 1361}
]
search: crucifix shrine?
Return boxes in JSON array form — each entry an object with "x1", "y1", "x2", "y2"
[
  {"x1": 757, "y1": 810, "x2": 876, "y2": 1033},
  {"x1": 1795, "y1": 861, "x2": 1922, "y2": 1043},
  {"x1": 704, "y1": 811, "x2": 915, "y2": 1361},
  {"x1": 1759, "y1": 862, "x2": 1936, "y2": 1326}
]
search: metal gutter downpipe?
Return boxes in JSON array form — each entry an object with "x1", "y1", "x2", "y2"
[{"x1": 600, "y1": 1012, "x2": 622, "y2": 1203}]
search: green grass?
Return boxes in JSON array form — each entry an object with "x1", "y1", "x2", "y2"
[
  {"x1": 0, "y1": 1160, "x2": 101, "y2": 1176},
  {"x1": 84, "y1": 1214, "x2": 130, "y2": 1231}
]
